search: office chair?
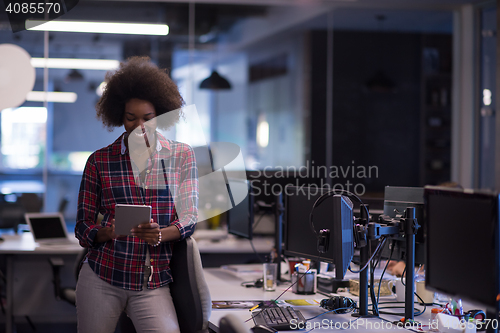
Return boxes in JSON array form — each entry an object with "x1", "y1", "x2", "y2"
[
  {"x1": 219, "y1": 314, "x2": 276, "y2": 333},
  {"x1": 119, "y1": 236, "x2": 212, "y2": 333},
  {"x1": 49, "y1": 248, "x2": 88, "y2": 306},
  {"x1": 0, "y1": 202, "x2": 26, "y2": 233},
  {"x1": 58, "y1": 196, "x2": 69, "y2": 214},
  {"x1": 170, "y1": 236, "x2": 212, "y2": 333},
  {"x1": 18, "y1": 193, "x2": 43, "y2": 213},
  {"x1": 219, "y1": 314, "x2": 250, "y2": 333}
]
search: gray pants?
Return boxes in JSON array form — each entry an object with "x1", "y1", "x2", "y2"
[{"x1": 76, "y1": 263, "x2": 180, "y2": 333}]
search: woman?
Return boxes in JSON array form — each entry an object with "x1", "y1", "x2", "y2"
[{"x1": 75, "y1": 56, "x2": 198, "y2": 333}]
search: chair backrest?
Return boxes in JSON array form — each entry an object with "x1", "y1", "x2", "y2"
[
  {"x1": 219, "y1": 314, "x2": 251, "y2": 333},
  {"x1": 0, "y1": 202, "x2": 25, "y2": 232},
  {"x1": 170, "y1": 236, "x2": 211, "y2": 333}
]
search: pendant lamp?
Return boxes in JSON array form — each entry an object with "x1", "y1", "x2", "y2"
[{"x1": 199, "y1": 70, "x2": 231, "y2": 90}]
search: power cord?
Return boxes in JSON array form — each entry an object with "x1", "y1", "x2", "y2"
[
  {"x1": 248, "y1": 238, "x2": 265, "y2": 264},
  {"x1": 348, "y1": 237, "x2": 386, "y2": 274},
  {"x1": 369, "y1": 237, "x2": 388, "y2": 316}
]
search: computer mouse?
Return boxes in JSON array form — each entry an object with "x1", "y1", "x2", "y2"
[{"x1": 251, "y1": 325, "x2": 277, "y2": 333}]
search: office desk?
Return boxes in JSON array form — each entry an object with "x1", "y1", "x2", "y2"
[
  {"x1": 196, "y1": 236, "x2": 274, "y2": 267},
  {"x1": 0, "y1": 233, "x2": 82, "y2": 333},
  {"x1": 205, "y1": 267, "x2": 435, "y2": 332}
]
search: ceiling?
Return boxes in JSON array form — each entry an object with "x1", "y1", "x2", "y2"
[{"x1": 0, "y1": 0, "x2": 491, "y2": 82}]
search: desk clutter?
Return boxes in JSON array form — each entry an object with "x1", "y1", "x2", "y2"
[{"x1": 252, "y1": 306, "x2": 306, "y2": 331}]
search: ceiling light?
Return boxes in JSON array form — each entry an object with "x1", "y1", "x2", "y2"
[
  {"x1": 26, "y1": 20, "x2": 169, "y2": 36},
  {"x1": 199, "y1": 70, "x2": 231, "y2": 90},
  {"x1": 31, "y1": 58, "x2": 120, "y2": 70},
  {"x1": 26, "y1": 91, "x2": 77, "y2": 103},
  {"x1": 256, "y1": 115, "x2": 269, "y2": 148}
]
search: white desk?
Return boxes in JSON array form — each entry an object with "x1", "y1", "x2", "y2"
[
  {"x1": 196, "y1": 236, "x2": 275, "y2": 267},
  {"x1": 196, "y1": 236, "x2": 274, "y2": 254},
  {"x1": 205, "y1": 267, "x2": 436, "y2": 332},
  {"x1": 0, "y1": 233, "x2": 82, "y2": 333}
]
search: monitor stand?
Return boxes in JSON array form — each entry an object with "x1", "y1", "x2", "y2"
[{"x1": 355, "y1": 206, "x2": 418, "y2": 322}]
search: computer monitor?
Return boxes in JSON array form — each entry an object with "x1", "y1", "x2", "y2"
[
  {"x1": 425, "y1": 186, "x2": 500, "y2": 312},
  {"x1": 226, "y1": 179, "x2": 254, "y2": 240},
  {"x1": 283, "y1": 186, "x2": 354, "y2": 280},
  {"x1": 381, "y1": 186, "x2": 425, "y2": 264}
]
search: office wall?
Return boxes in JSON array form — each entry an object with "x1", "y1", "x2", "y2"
[
  {"x1": 53, "y1": 79, "x2": 120, "y2": 153},
  {"x1": 311, "y1": 30, "x2": 423, "y2": 193}
]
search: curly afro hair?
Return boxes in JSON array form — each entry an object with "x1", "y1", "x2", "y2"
[{"x1": 96, "y1": 56, "x2": 184, "y2": 131}]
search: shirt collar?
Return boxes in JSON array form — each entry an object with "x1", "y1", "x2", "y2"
[{"x1": 120, "y1": 132, "x2": 169, "y2": 155}]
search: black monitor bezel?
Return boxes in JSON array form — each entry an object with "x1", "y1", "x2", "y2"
[
  {"x1": 424, "y1": 186, "x2": 500, "y2": 311},
  {"x1": 283, "y1": 186, "x2": 354, "y2": 280}
]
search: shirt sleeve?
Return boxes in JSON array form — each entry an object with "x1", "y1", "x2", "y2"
[
  {"x1": 75, "y1": 153, "x2": 103, "y2": 247},
  {"x1": 171, "y1": 145, "x2": 198, "y2": 240}
]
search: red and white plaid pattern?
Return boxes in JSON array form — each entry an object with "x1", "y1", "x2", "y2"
[{"x1": 76, "y1": 132, "x2": 198, "y2": 291}]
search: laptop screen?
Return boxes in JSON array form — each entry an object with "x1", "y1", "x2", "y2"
[{"x1": 25, "y1": 214, "x2": 68, "y2": 240}]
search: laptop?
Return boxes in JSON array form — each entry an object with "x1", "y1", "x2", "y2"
[{"x1": 25, "y1": 212, "x2": 75, "y2": 245}]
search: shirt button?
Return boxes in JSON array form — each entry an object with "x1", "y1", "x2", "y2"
[
  {"x1": 146, "y1": 170, "x2": 150, "y2": 174},
  {"x1": 145, "y1": 186, "x2": 148, "y2": 189}
]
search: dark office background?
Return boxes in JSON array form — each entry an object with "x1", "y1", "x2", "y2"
[{"x1": 311, "y1": 30, "x2": 452, "y2": 193}]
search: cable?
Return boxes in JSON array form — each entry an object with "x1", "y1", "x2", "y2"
[
  {"x1": 377, "y1": 240, "x2": 395, "y2": 304},
  {"x1": 248, "y1": 238, "x2": 265, "y2": 264},
  {"x1": 348, "y1": 237, "x2": 386, "y2": 273},
  {"x1": 252, "y1": 212, "x2": 267, "y2": 230},
  {"x1": 369, "y1": 237, "x2": 387, "y2": 316},
  {"x1": 369, "y1": 237, "x2": 392, "y2": 316},
  {"x1": 377, "y1": 316, "x2": 421, "y2": 333},
  {"x1": 306, "y1": 305, "x2": 357, "y2": 321},
  {"x1": 390, "y1": 265, "x2": 427, "y2": 316}
]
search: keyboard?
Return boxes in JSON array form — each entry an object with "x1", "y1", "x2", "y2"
[{"x1": 252, "y1": 306, "x2": 306, "y2": 331}]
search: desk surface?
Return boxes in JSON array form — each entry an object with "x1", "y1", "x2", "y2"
[
  {"x1": 205, "y1": 267, "x2": 436, "y2": 332},
  {"x1": 0, "y1": 232, "x2": 82, "y2": 254},
  {"x1": 0, "y1": 232, "x2": 273, "y2": 255},
  {"x1": 195, "y1": 235, "x2": 274, "y2": 254}
]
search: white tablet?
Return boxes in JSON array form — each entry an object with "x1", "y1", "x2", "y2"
[{"x1": 114, "y1": 204, "x2": 152, "y2": 236}]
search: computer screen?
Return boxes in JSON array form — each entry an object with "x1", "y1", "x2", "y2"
[
  {"x1": 381, "y1": 186, "x2": 425, "y2": 264},
  {"x1": 283, "y1": 186, "x2": 354, "y2": 280},
  {"x1": 226, "y1": 179, "x2": 254, "y2": 240},
  {"x1": 425, "y1": 186, "x2": 500, "y2": 311}
]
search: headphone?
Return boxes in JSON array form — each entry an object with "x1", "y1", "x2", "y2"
[{"x1": 320, "y1": 296, "x2": 356, "y2": 314}]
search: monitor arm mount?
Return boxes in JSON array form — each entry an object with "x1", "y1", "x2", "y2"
[{"x1": 354, "y1": 205, "x2": 419, "y2": 321}]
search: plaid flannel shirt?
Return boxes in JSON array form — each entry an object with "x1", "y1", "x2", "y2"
[{"x1": 76, "y1": 132, "x2": 198, "y2": 290}]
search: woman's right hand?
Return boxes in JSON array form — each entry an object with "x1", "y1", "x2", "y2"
[{"x1": 95, "y1": 219, "x2": 118, "y2": 243}]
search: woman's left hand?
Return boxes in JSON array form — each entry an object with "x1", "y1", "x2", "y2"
[{"x1": 131, "y1": 219, "x2": 161, "y2": 246}]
